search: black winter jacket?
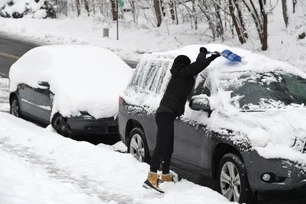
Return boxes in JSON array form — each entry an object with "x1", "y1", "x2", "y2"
[{"x1": 160, "y1": 52, "x2": 218, "y2": 116}]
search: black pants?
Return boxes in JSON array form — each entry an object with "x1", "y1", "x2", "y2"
[{"x1": 149, "y1": 111, "x2": 177, "y2": 174}]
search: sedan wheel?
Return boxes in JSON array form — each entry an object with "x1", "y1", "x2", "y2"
[
  {"x1": 127, "y1": 127, "x2": 150, "y2": 163},
  {"x1": 51, "y1": 113, "x2": 71, "y2": 137},
  {"x1": 10, "y1": 96, "x2": 21, "y2": 117}
]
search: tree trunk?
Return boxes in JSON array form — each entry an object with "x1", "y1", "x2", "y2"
[
  {"x1": 111, "y1": 0, "x2": 118, "y2": 21},
  {"x1": 233, "y1": 0, "x2": 248, "y2": 38},
  {"x1": 192, "y1": 0, "x2": 197, "y2": 30},
  {"x1": 154, "y1": 0, "x2": 162, "y2": 27},
  {"x1": 174, "y1": 1, "x2": 178, "y2": 25},
  {"x1": 75, "y1": 0, "x2": 81, "y2": 16},
  {"x1": 259, "y1": 0, "x2": 268, "y2": 50},
  {"x1": 129, "y1": 0, "x2": 136, "y2": 23},
  {"x1": 197, "y1": 3, "x2": 216, "y2": 41},
  {"x1": 160, "y1": 0, "x2": 166, "y2": 17},
  {"x1": 293, "y1": 0, "x2": 297, "y2": 13},
  {"x1": 84, "y1": 0, "x2": 90, "y2": 16},
  {"x1": 282, "y1": 0, "x2": 289, "y2": 27},
  {"x1": 214, "y1": 0, "x2": 223, "y2": 39},
  {"x1": 229, "y1": 0, "x2": 246, "y2": 44},
  {"x1": 241, "y1": 0, "x2": 266, "y2": 49},
  {"x1": 169, "y1": 1, "x2": 175, "y2": 22}
]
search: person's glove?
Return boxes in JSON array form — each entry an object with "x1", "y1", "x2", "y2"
[
  {"x1": 199, "y1": 47, "x2": 207, "y2": 53},
  {"x1": 211, "y1": 51, "x2": 221, "y2": 57}
]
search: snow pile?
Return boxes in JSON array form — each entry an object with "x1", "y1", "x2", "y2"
[
  {"x1": 9, "y1": 45, "x2": 133, "y2": 119},
  {"x1": 0, "y1": 0, "x2": 55, "y2": 19},
  {"x1": 123, "y1": 44, "x2": 306, "y2": 166},
  {"x1": 0, "y1": 77, "x2": 9, "y2": 112},
  {"x1": 0, "y1": 112, "x2": 233, "y2": 204}
]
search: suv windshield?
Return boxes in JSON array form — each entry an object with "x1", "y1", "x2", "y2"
[{"x1": 219, "y1": 71, "x2": 306, "y2": 111}]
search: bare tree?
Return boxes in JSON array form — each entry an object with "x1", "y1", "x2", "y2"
[
  {"x1": 293, "y1": 0, "x2": 297, "y2": 13},
  {"x1": 233, "y1": 0, "x2": 248, "y2": 39},
  {"x1": 192, "y1": 0, "x2": 198, "y2": 30},
  {"x1": 83, "y1": 0, "x2": 90, "y2": 15},
  {"x1": 110, "y1": 0, "x2": 118, "y2": 21},
  {"x1": 213, "y1": 0, "x2": 224, "y2": 39},
  {"x1": 229, "y1": 0, "x2": 246, "y2": 44},
  {"x1": 169, "y1": 0, "x2": 176, "y2": 22},
  {"x1": 154, "y1": 0, "x2": 162, "y2": 27},
  {"x1": 241, "y1": 0, "x2": 268, "y2": 50},
  {"x1": 282, "y1": 0, "x2": 289, "y2": 27},
  {"x1": 75, "y1": 0, "x2": 81, "y2": 16}
]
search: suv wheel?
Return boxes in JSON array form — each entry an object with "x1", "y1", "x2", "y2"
[
  {"x1": 127, "y1": 127, "x2": 150, "y2": 163},
  {"x1": 217, "y1": 153, "x2": 255, "y2": 203},
  {"x1": 10, "y1": 95, "x2": 21, "y2": 117}
]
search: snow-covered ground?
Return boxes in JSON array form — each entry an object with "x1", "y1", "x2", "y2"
[
  {"x1": 0, "y1": 77, "x2": 9, "y2": 112},
  {"x1": 0, "y1": 111, "x2": 232, "y2": 204},
  {"x1": 0, "y1": 1, "x2": 305, "y2": 70}
]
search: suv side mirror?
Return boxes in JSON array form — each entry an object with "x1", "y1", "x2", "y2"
[
  {"x1": 189, "y1": 95, "x2": 211, "y2": 112},
  {"x1": 38, "y1": 81, "x2": 50, "y2": 88}
]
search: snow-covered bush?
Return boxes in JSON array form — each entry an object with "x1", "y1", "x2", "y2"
[{"x1": 0, "y1": 0, "x2": 56, "y2": 19}]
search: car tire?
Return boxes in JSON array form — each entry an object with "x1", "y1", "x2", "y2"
[
  {"x1": 10, "y1": 95, "x2": 22, "y2": 118},
  {"x1": 217, "y1": 153, "x2": 256, "y2": 203},
  {"x1": 51, "y1": 112, "x2": 72, "y2": 137},
  {"x1": 127, "y1": 127, "x2": 150, "y2": 164}
]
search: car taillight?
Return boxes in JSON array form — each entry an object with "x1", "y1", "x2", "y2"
[{"x1": 119, "y1": 96, "x2": 124, "y2": 104}]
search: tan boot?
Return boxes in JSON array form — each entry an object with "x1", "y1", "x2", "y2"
[
  {"x1": 161, "y1": 173, "x2": 175, "y2": 183},
  {"x1": 142, "y1": 172, "x2": 164, "y2": 193}
]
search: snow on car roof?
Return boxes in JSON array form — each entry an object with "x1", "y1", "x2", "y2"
[
  {"x1": 152, "y1": 44, "x2": 305, "y2": 76},
  {"x1": 9, "y1": 45, "x2": 133, "y2": 119}
]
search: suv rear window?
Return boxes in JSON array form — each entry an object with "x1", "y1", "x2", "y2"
[{"x1": 127, "y1": 55, "x2": 172, "y2": 95}]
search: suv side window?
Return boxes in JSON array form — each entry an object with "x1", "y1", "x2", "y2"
[{"x1": 189, "y1": 76, "x2": 211, "y2": 100}]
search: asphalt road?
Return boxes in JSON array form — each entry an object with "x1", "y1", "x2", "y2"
[
  {"x1": 0, "y1": 35, "x2": 137, "y2": 78},
  {"x1": 0, "y1": 36, "x2": 38, "y2": 77}
]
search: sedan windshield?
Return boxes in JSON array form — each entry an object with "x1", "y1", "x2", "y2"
[{"x1": 220, "y1": 72, "x2": 306, "y2": 111}]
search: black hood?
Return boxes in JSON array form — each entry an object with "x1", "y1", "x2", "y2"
[{"x1": 170, "y1": 55, "x2": 191, "y2": 75}]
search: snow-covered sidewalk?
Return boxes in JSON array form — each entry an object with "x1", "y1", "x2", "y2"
[
  {"x1": 0, "y1": 148, "x2": 103, "y2": 204},
  {"x1": 0, "y1": 112, "x2": 233, "y2": 204}
]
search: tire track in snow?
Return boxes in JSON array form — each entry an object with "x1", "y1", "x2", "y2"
[{"x1": 0, "y1": 136, "x2": 136, "y2": 204}]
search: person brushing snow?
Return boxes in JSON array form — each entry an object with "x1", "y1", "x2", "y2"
[{"x1": 142, "y1": 47, "x2": 221, "y2": 193}]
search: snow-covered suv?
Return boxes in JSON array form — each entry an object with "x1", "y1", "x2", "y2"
[{"x1": 118, "y1": 44, "x2": 306, "y2": 203}]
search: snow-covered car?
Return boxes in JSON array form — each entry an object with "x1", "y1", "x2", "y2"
[
  {"x1": 9, "y1": 45, "x2": 133, "y2": 139},
  {"x1": 118, "y1": 44, "x2": 306, "y2": 203}
]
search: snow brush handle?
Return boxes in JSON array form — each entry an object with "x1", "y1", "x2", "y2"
[{"x1": 207, "y1": 50, "x2": 242, "y2": 62}]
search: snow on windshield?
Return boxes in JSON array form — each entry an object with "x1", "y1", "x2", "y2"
[
  {"x1": 9, "y1": 45, "x2": 133, "y2": 119},
  {"x1": 215, "y1": 71, "x2": 306, "y2": 111}
]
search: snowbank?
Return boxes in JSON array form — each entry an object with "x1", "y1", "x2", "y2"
[
  {"x1": 123, "y1": 44, "x2": 306, "y2": 166},
  {"x1": 0, "y1": 112, "x2": 233, "y2": 204},
  {"x1": 9, "y1": 45, "x2": 133, "y2": 119}
]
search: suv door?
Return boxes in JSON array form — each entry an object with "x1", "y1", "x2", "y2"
[
  {"x1": 133, "y1": 58, "x2": 180, "y2": 160},
  {"x1": 175, "y1": 77, "x2": 212, "y2": 175},
  {"x1": 18, "y1": 83, "x2": 52, "y2": 124}
]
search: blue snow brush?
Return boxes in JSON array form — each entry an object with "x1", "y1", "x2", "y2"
[{"x1": 207, "y1": 49, "x2": 242, "y2": 62}]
